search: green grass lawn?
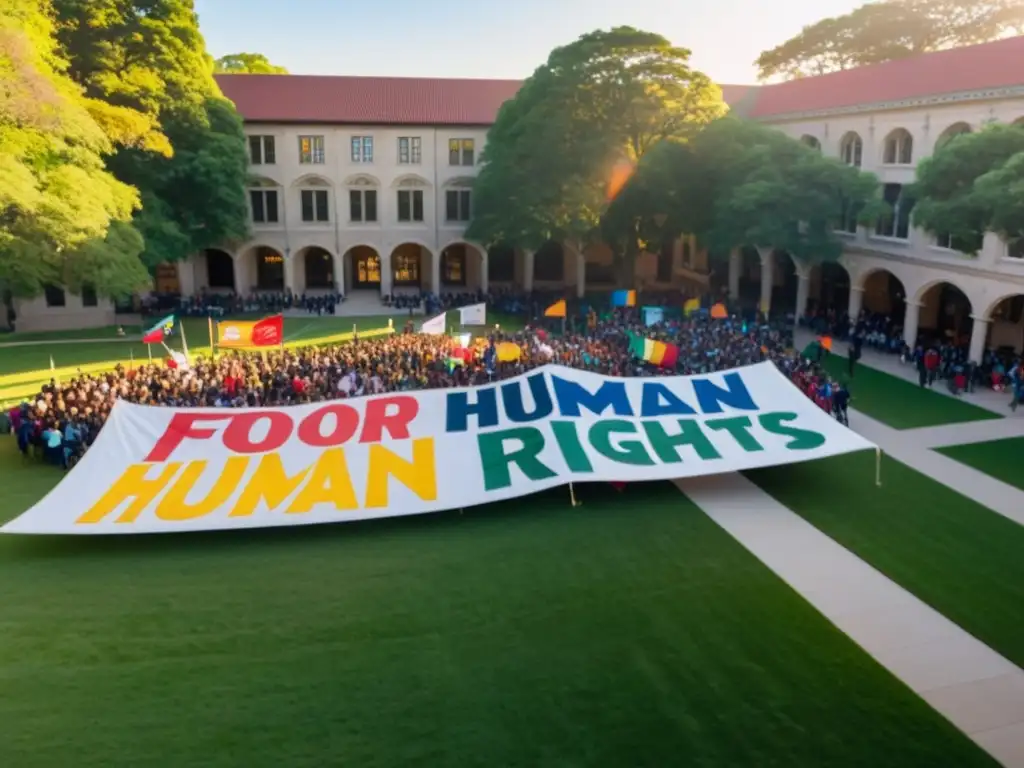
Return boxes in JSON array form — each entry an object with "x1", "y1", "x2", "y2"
[
  {"x1": 0, "y1": 446, "x2": 993, "y2": 767},
  {"x1": 748, "y1": 452, "x2": 1024, "y2": 669},
  {"x1": 935, "y1": 436, "x2": 1024, "y2": 492},
  {"x1": 818, "y1": 353, "x2": 998, "y2": 429}
]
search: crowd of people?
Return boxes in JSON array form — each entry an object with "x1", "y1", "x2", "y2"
[{"x1": 8, "y1": 304, "x2": 860, "y2": 471}]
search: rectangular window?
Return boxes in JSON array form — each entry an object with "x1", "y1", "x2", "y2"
[
  {"x1": 449, "y1": 138, "x2": 475, "y2": 166},
  {"x1": 875, "y1": 183, "x2": 902, "y2": 237},
  {"x1": 349, "y1": 189, "x2": 378, "y2": 222},
  {"x1": 838, "y1": 198, "x2": 862, "y2": 234},
  {"x1": 249, "y1": 135, "x2": 275, "y2": 165},
  {"x1": 936, "y1": 231, "x2": 982, "y2": 253},
  {"x1": 397, "y1": 190, "x2": 424, "y2": 222},
  {"x1": 81, "y1": 284, "x2": 98, "y2": 307},
  {"x1": 298, "y1": 135, "x2": 325, "y2": 164},
  {"x1": 398, "y1": 136, "x2": 422, "y2": 164},
  {"x1": 445, "y1": 189, "x2": 471, "y2": 222},
  {"x1": 44, "y1": 284, "x2": 66, "y2": 307},
  {"x1": 250, "y1": 189, "x2": 279, "y2": 223},
  {"x1": 351, "y1": 136, "x2": 374, "y2": 163},
  {"x1": 301, "y1": 189, "x2": 330, "y2": 222}
]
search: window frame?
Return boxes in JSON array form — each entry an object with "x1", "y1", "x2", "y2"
[
  {"x1": 249, "y1": 188, "x2": 280, "y2": 224},
  {"x1": 448, "y1": 138, "x2": 475, "y2": 166},
  {"x1": 351, "y1": 135, "x2": 374, "y2": 163},
  {"x1": 249, "y1": 135, "x2": 275, "y2": 165},
  {"x1": 300, "y1": 189, "x2": 330, "y2": 223},
  {"x1": 398, "y1": 136, "x2": 422, "y2": 164},
  {"x1": 298, "y1": 135, "x2": 325, "y2": 165},
  {"x1": 44, "y1": 284, "x2": 66, "y2": 308},
  {"x1": 397, "y1": 189, "x2": 424, "y2": 223},
  {"x1": 445, "y1": 189, "x2": 472, "y2": 222},
  {"x1": 349, "y1": 188, "x2": 378, "y2": 223}
]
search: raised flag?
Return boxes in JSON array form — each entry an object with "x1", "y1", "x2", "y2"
[
  {"x1": 611, "y1": 290, "x2": 637, "y2": 307},
  {"x1": 683, "y1": 298, "x2": 700, "y2": 316},
  {"x1": 496, "y1": 342, "x2": 522, "y2": 362},
  {"x1": 628, "y1": 332, "x2": 679, "y2": 368},
  {"x1": 458, "y1": 303, "x2": 486, "y2": 325},
  {"x1": 217, "y1": 315, "x2": 284, "y2": 348},
  {"x1": 142, "y1": 315, "x2": 175, "y2": 344},
  {"x1": 710, "y1": 303, "x2": 728, "y2": 320},
  {"x1": 544, "y1": 299, "x2": 566, "y2": 318},
  {"x1": 819, "y1": 335, "x2": 833, "y2": 351},
  {"x1": 421, "y1": 312, "x2": 446, "y2": 335}
]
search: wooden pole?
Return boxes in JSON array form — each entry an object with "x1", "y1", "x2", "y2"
[
  {"x1": 876, "y1": 447, "x2": 882, "y2": 487},
  {"x1": 208, "y1": 316, "x2": 215, "y2": 359},
  {"x1": 179, "y1": 319, "x2": 190, "y2": 365},
  {"x1": 569, "y1": 482, "x2": 582, "y2": 507}
]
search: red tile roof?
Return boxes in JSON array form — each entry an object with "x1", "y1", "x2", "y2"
[
  {"x1": 216, "y1": 74, "x2": 522, "y2": 125},
  {"x1": 216, "y1": 36, "x2": 1024, "y2": 126},
  {"x1": 747, "y1": 35, "x2": 1024, "y2": 118}
]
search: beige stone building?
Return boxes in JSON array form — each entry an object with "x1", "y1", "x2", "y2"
[{"x1": 12, "y1": 36, "x2": 1024, "y2": 358}]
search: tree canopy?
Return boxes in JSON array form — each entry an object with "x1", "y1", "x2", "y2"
[
  {"x1": 913, "y1": 123, "x2": 1024, "y2": 251},
  {"x1": 52, "y1": 0, "x2": 250, "y2": 270},
  {"x1": 636, "y1": 119, "x2": 885, "y2": 264},
  {"x1": 0, "y1": 0, "x2": 150, "y2": 299},
  {"x1": 756, "y1": 0, "x2": 1024, "y2": 81},
  {"x1": 467, "y1": 27, "x2": 725, "y2": 278},
  {"x1": 214, "y1": 52, "x2": 288, "y2": 74}
]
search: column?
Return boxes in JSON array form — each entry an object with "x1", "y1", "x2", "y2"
[
  {"x1": 848, "y1": 286, "x2": 864, "y2": 321},
  {"x1": 968, "y1": 315, "x2": 990, "y2": 363},
  {"x1": 479, "y1": 250, "x2": 489, "y2": 294},
  {"x1": 284, "y1": 254, "x2": 296, "y2": 294},
  {"x1": 902, "y1": 300, "x2": 921, "y2": 348},
  {"x1": 672, "y1": 237, "x2": 684, "y2": 272},
  {"x1": 795, "y1": 271, "x2": 810, "y2": 321},
  {"x1": 523, "y1": 249, "x2": 535, "y2": 292},
  {"x1": 575, "y1": 250, "x2": 585, "y2": 299},
  {"x1": 178, "y1": 258, "x2": 196, "y2": 297},
  {"x1": 758, "y1": 248, "x2": 774, "y2": 315},
  {"x1": 380, "y1": 252, "x2": 392, "y2": 297},
  {"x1": 728, "y1": 249, "x2": 740, "y2": 301},
  {"x1": 429, "y1": 246, "x2": 440, "y2": 295}
]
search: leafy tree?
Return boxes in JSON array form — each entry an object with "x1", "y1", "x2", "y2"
[
  {"x1": 913, "y1": 123, "x2": 1024, "y2": 252},
  {"x1": 52, "y1": 0, "x2": 250, "y2": 268},
  {"x1": 0, "y1": 0, "x2": 150, "y2": 300},
  {"x1": 645, "y1": 119, "x2": 885, "y2": 264},
  {"x1": 214, "y1": 53, "x2": 288, "y2": 74},
  {"x1": 756, "y1": 0, "x2": 1024, "y2": 81},
  {"x1": 468, "y1": 27, "x2": 725, "y2": 283}
]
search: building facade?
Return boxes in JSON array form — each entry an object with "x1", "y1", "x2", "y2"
[{"x1": 12, "y1": 37, "x2": 1024, "y2": 357}]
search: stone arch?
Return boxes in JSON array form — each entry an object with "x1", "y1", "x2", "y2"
[
  {"x1": 343, "y1": 244, "x2": 382, "y2": 290},
  {"x1": 296, "y1": 245, "x2": 336, "y2": 291},
  {"x1": 770, "y1": 249, "x2": 799, "y2": 313},
  {"x1": 935, "y1": 122, "x2": 972, "y2": 150},
  {"x1": 390, "y1": 242, "x2": 434, "y2": 291},
  {"x1": 882, "y1": 128, "x2": 914, "y2": 164},
  {"x1": 982, "y1": 292, "x2": 1024, "y2": 353},
  {"x1": 439, "y1": 239, "x2": 487, "y2": 291},
  {"x1": 249, "y1": 175, "x2": 278, "y2": 188},
  {"x1": 241, "y1": 245, "x2": 286, "y2": 292},
  {"x1": 204, "y1": 248, "x2": 235, "y2": 291},
  {"x1": 809, "y1": 260, "x2": 852, "y2": 315},
  {"x1": 344, "y1": 173, "x2": 381, "y2": 187},
  {"x1": 736, "y1": 246, "x2": 762, "y2": 308},
  {"x1": 487, "y1": 243, "x2": 517, "y2": 284},
  {"x1": 859, "y1": 267, "x2": 907, "y2": 320},
  {"x1": 291, "y1": 173, "x2": 333, "y2": 189},
  {"x1": 392, "y1": 173, "x2": 432, "y2": 189},
  {"x1": 839, "y1": 131, "x2": 863, "y2": 166},
  {"x1": 800, "y1": 135, "x2": 821, "y2": 150},
  {"x1": 914, "y1": 279, "x2": 973, "y2": 343}
]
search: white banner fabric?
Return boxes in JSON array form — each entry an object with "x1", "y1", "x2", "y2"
[
  {"x1": 458, "y1": 303, "x2": 486, "y2": 326},
  {"x1": 420, "y1": 312, "x2": 446, "y2": 335},
  {"x1": 2, "y1": 363, "x2": 875, "y2": 535}
]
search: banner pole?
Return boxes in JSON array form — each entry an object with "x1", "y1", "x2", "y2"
[
  {"x1": 147, "y1": 343, "x2": 152, "y2": 363},
  {"x1": 875, "y1": 448, "x2": 882, "y2": 487},
  {"x1": 208, "y1": 316, "x2": 214, "y2": 358},
  {"x1": 179, "y1": 319, "x2": 190, "y2": 365},
  {"x1": 569, "y1": 482, "x2": 582, "y2": 507}
]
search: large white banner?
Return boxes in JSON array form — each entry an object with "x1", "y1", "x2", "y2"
[{"x1": 3, "y1": 363, "x2": 875, "y2": 535}]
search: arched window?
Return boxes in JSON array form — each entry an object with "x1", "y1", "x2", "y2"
[
  {"x1": 839, "y1": 132, "x2": 863, "y2": 167},
  {"x1": 936, "y1": 122, "x2": 972, "y2": 150},
  {"x1": 883, "y1": 129, "x2": 913, "y2": 164}
]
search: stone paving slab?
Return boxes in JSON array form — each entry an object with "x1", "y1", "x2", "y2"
[{"x1": 676, "y1": 472, "x2": 1024, "y2": 767}]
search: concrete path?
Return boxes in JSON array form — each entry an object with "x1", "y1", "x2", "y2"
[
  {"x1": 910, "y1": 416, "x2": 1024, "y2": 449},
  {"x1": 847, "y1": 408, "x2": 1024, "y2": 528},
  {"x1": 676, "y1": 472, "x2": 1024, "y2": 768}
]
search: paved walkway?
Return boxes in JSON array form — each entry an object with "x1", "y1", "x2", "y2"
[
  {"x1": 848, "y1": 408, "x2": 1024, "y2": 527},
  {"x1": 676, "y1": 473, "x2": 1024, "y2": 767}
]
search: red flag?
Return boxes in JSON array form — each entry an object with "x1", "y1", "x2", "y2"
[{"x1": 251, "y1": 314, "x2": 284, "y2": 347}]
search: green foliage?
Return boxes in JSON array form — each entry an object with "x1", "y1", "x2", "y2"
[
  {"x1": 756, "y1": 0, "x2": 1024, "y2": 81},
  {"x1": 214, "y1": 52, "x2": 288, "y2": 74},
  {"x1": 0, "y1": 0, "x2": 148, "y2": 299},
  {"x1": 52, "y1": 0, "x2": 250, "y2": 267},
  {"x1": 636, "y1": 119, "x2": 884, "y2": 264},
  {"x1": 913, "y1": 123, "x2": 1024, "y2": 251},
  {"x1": 468, "y1": 26, "x2": 724, "y2": 271}
]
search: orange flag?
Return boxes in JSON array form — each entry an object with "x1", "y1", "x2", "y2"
[
  {"x1": 819, "y1": 335, "x2": 833, "y2": 351},
  {"x1": 710, "y1": 303, "x2": 728, "y2": 319}
]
